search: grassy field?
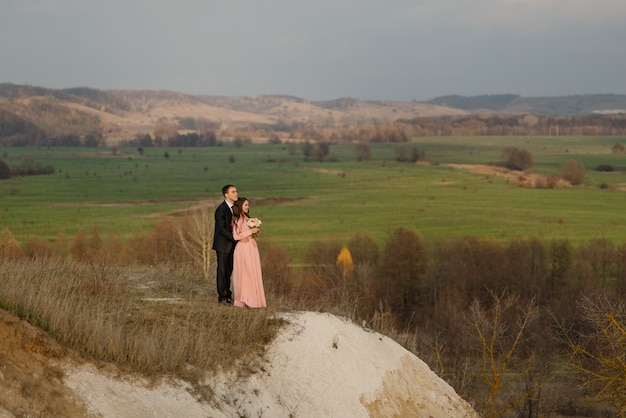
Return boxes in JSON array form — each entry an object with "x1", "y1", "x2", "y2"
[{"x1": 1, "y1": 136, "x2": 625, "y2": 262}]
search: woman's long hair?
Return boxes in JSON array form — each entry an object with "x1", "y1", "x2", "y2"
[{"x1": 231, "y1": 197, "x2": 249, "y2": 228}]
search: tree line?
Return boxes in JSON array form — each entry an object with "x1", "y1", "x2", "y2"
[
  {"x1": 1, "y1": 218, "x2": 624, "y2": 415},
  {"x1": 397, "y1": 114, "x2": 626, "y2": 136},
  {"x1": 0, "y1": 155, "x2": 54, "y2": 179},
  {"x1": 118, "y1": 132, "x2": 219, "y2": 149},
  {"x1": 304, "y1": 232, "x2": 626, "y2": 417}
]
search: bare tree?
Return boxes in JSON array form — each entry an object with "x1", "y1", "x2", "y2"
[
  {"x1": 0, "y1": 159, "x2": 11, "y2": 179},
  {"x1": 467, "y1": 290, "x2": 542, "y2": 418},
  {"x1": 562, "y1": 159, "x2": 586, "y2": 185},
  {"x1": 178, "y1": 205, "x2": 216, "y2": 280},
  {"x1": 355, "y1": 143, "x2": 372, "y2": 161},
  {"x1": 556, "y1": 294, "x2": 626, "y2": 416}
]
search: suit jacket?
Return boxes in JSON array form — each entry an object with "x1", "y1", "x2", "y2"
[{"x1": 212, "y1": 200, "x2": 236, "y2": 252}]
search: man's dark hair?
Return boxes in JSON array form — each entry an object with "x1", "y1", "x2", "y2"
[{"x1": 222, "y1": 184, "x2": 235, "y2": 196}]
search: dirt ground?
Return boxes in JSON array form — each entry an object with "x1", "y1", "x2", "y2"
[{"x1": 0, "y1": 309, "x2": 88, "y2": 417}]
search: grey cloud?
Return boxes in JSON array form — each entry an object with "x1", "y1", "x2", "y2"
[{"x1": 1, "y1": 0, "x2": 625, "y2": 100}]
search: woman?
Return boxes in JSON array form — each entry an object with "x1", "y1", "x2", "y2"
[{"x1": 231, "y1": 197, "x2": 266, "y2": 308}]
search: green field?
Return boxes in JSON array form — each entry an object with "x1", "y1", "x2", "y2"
[{"x1": 1, "y1": 136, "x2": 625, "y2": 262}]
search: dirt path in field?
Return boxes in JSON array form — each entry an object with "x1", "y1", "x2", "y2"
[
  {"x1": 444, "y1": 163, "x2": 571, "y2": 188},
  {"x1": 48, "y1": 198, "x2": 206, "y2": 208},
  {"x1": 154, "y1": 196, "x2": 307, "y2": 218},
  {"x1": 47, "y1": 196, "x2": 306, "y2": 216}
]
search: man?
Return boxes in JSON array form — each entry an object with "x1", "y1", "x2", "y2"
[{"x1": 212, "y1": 184, "x2": 238, "y2": 304}]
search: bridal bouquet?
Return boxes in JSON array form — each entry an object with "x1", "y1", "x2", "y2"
[{"x1": 246, "y1": 217, "x2": 262, "y2": 238}]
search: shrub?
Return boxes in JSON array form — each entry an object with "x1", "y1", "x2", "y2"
[
  {"x1": 267, "y1": 134, "x2": 282, "y2": 145},
  {"x1": 576, "y1": 238, "x2": 617, "y2": 288},
  {"x1": 0, "y1": 159, "x2": 11, "y2": 179},
  {"x1": 304, "y1": 240, "x2": 343, "y2": 266},
  {"x1": 131, "y1": 218, "x2": 187, "y2": 266},
  {"x1": 375, "y1": 227, "x2": 426, "y2": 322},
  {"x1": 303, "y1": 240, "x2": 343, "y2": 291},
  {"x1": 562, "y1": 159, "x2": 586, "y2": 185},
  {"x1": 503, "y1": 147, "x2": 533, "y2": 170},
  {"x1": 395, "y1": 145, "x2": 425, "y2": 163},
  {"x1": 355, "y1": 143, "x2": 372, "y2": 161},
  {"x1": 594, "y1": 164, "x2": 614, "y2": 172},
  {"x1": 0, "y1": 229, "x2": 26, "y2": 260},
  {"x1": 611, "y1": 143, "x2": 625, "y2": 154},
  {"x1": 506, "y1": 237, "x2": 549, "y2": 302},
  {"x1": 259, "y1": 241, "x2": 292, "y2": 296},
  {"x1": 23, "y1": 237, "x2": 56, "y2": 260},
  {"x1": 347, "y1": 233, "x2": 379, "y2": 266}
]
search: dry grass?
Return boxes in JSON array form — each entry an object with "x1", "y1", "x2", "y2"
[
  {"x1": 3, "y1": 245, "x2": 623, "y2": 415},
  {"x1": 0, "y1": 259, "x2": 283, "y2": 388},
  {"x1": 0, "y1": 209, "x2": 405, "y2": 399},
  {"x1": 0, "y1": 255, "x2": 391, "y2": 398}
]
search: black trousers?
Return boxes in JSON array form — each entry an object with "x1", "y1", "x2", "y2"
[{"x1": 215, "y1": 249, "x2": 234, "y2": 301}]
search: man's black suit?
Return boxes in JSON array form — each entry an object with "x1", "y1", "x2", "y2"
[{"x1": 212, "y1": 200, "x2": 236, "y2": 302}]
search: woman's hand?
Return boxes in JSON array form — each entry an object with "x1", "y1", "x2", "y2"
[{"x1": 251, "y1": 227, "x2": 260, "y2": 234}]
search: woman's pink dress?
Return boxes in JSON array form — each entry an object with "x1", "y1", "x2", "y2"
[{"x1": 232, "y1": 217, "x2": 266, "y2": 308}]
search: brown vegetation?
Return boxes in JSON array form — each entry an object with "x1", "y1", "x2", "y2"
[
  {"x1": 562, "y1": 159, "x2": 587, "y2": 185},
  {"x1": 445, "y1": 164, "x2": 571, "y2": 189},
  {"x1": 555, "y1": 294, "x2": 626, "y2": 416},
  {"x1": 3, "y1": 213, "x2": 625, "y2": 415},
  {"x1": 398, "y1": 114, "x2": 626, "y2": 137},
  {"x1": 0, "y1": 308, "x2": 90, "y2": 417}
]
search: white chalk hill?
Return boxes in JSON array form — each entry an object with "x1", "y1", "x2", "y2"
[{"x1": 63, "y1": 311, "x2": 478, "y2": 417}]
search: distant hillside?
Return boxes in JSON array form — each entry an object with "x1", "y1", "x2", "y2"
[
  {"x1": 424, "y1": 94, "x2": 521, "y2": 111},
  {"x1": 2, "y1": 83, "x2": 626, "y2": 142},
  {"x1": 0, "y1": 84, "x2": 468, "y2": 141},
  {"x1": 0, "y1": 96, "x2": 102, "y2": 139},
  {"x1": 0, "y1": 83, "x2": 129, "y2": 115},
  {"x1": 0, "y1": 102, "x2": 42, "y2": 138},
  {"x1": 425, "y1": 94, "x2": 626, "y2": 116}
]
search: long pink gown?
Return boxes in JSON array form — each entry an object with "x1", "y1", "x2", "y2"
[{"x1": 232, "y1": 217, "x2": 266, "y2": 308}]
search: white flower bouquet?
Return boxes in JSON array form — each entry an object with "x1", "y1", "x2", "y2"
[
  {"x1": 246, "y1": 217, "x2": 262, "y2": 238},
  {"x1": 246, "y1": 217, "x2": 262, "y2": 228}
]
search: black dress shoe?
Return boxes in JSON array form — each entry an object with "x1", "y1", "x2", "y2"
[{"x1": 219, "y1": 298, "x2": 233, "y2": 305}]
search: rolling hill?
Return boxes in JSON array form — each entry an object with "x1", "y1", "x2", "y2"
[
  {"x1": 425, "y1": 93, "x2": 626, "y2": 115},
  {"x1": 0, "y1": 83, "x2": 466, "y2": 141},
  {"x1": 2, "y1": 83, "x2": 626, "y2": 142}
]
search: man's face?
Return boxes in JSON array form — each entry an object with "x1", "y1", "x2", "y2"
[{"x1": 224, "y1": 187, "x2": 238, "y2": 204}]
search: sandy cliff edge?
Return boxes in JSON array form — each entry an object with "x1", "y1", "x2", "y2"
[{"x1": 0, "y1": 309, "x2": 477, "y2": 417}]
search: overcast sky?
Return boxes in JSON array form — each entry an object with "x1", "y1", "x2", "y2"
[{"x1": 2, "y1": 0, "x2": 625, "y2": 101}]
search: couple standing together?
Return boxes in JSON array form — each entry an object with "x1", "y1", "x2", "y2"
[{"x1": 212, "y1": 184, "x2": 266, "y2": 308}]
